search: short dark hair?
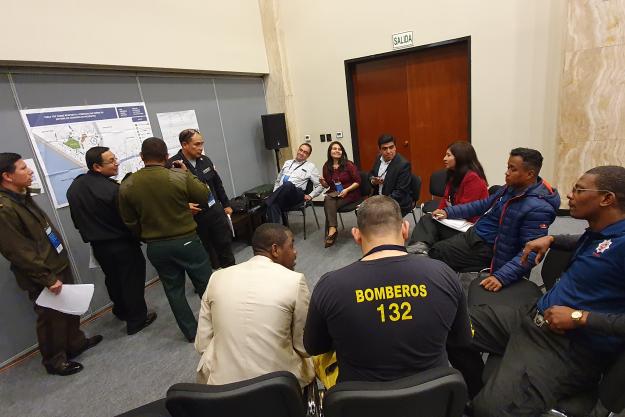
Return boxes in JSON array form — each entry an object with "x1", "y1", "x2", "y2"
[
  {"x1": 179, "y1": 129, "x2": 201, "y2": 144},
  {"x1": 141, "y1": 137, "x2": 168, "y2": 162},
  {"x1": 85, "y1": 146, "x2": 110, "y2": 171},
  {"x1": 252, "y1": 223, "x2": 291, "y2": 254},
  {"x1": 510, "y1": 148, "x2": 543, "y2": 176},
  {"x1": 300, "y1": 143, "x2": 312, "y2": 154},
  {"x1": 586, "y1": 165, "x2": 625, "y2": 212},
  {"x1": 378, "y1": 134, "x2": 395, "y2": 148},
  {"x1": 0, "y1": 153, "x2": 21, "y2": 178},
  {"x1": 356, "y1": 195, "x2": 402, "y2": 236}
]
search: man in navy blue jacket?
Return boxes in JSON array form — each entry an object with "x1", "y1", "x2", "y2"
[
  {"x1": 430, "y1": 148, "x2": 560, "y2": 291},
  {"x1": 455, "y1": 165, "x2": 625, "y2": 417}
]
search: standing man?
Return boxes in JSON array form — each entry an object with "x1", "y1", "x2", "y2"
[
  {"x1": 265, "y1": 143, "x2": 323, "y2": 223},
  {"x1": 67, "y1": 146, "x2": 156, "y2": 335},
  {"x1": 195, "y1": 223, "x2": 314, "y2": 388},
  {"x1": 118, "y1": 138, "x2": 212, "y2": 342},
  {"x1": 0, "y1": 153, "x2": 102, "y2": 375},
  {"x1": 368, "y1": 134, "x2": 412, "y2": 215},
  {"x1": 167, "y1": 129, "x2": 235, "y2": 268}
]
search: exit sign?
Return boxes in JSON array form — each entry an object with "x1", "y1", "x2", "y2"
[{"x1": 392, "y1": 31, "x2": 413, "y2": 50}]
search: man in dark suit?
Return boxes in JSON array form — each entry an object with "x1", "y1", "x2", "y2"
[
  {"x1": 368, "y1": 134, "x2": 412, "y2": 215},
  {"x1": 167, "y1": 129, "x2": 235, "y2": 268}
]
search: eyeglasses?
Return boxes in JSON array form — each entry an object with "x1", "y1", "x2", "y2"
[
  {"x1": 571, "y1": 186, "x2": 614, "y2": 195},
  {"x1": 101, "y1": 158, "x2": 119, "y2": 165}
]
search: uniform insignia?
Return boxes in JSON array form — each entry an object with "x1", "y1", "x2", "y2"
[{"x1": 595, "y1": 239, "x2": 612, "y2": 254}]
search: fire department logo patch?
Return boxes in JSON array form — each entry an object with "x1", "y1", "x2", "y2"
[{"x1": 595, "y1": 239, "x2": 612, "y2": 254}]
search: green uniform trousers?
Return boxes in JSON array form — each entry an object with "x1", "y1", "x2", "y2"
[{"x1": 146, "y1": 234, "x2": 212, "y2": 341}]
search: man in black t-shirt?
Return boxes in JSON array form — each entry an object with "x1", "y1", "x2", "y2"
[{"x1": 304, "y1": 195, "x2": 472, "y2": 383}]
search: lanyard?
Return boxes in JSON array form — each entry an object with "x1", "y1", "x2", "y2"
[
  {"x1": 361, "y1": 244, "x2": 407, "y2": 259},
  {"x1": 378, "y1": 161, "x2": 390, "y2": 178},
  {"x1": 287, "y1": 160, "x2": 306, "y2": 174}
]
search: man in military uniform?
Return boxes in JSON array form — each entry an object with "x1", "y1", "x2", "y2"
[
  {"x1": 0, "y1": 153, "x2": 102, "y2": 375},
  {"x1": 167, "y1": 129, "x2": 235, "y2": 268},
  {"x1": 67, "y1": 146, "x2": 156, "y2": 335},
  {"x1": 118, "y1": 138, "x2": 212, "y2": 342}
]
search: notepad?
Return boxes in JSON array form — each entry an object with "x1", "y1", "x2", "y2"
[
  {"x1": 35, "y1": 284, "x2": 95, "y2": 315},
  {"x1": 435, "y1": 218, "x2": 473, "y2": 233}
]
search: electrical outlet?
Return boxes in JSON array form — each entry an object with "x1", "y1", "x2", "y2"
[
  {"x1": 304, "y1": 135, "x2": 311, "y2": 142},
  {"x1": 336, "y1": 131, "x2": 343, "y2": 139}
]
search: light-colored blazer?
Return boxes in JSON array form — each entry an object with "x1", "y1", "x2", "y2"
[{"x1": 195, "y1": 255, "x2": 315, "y2": 387}]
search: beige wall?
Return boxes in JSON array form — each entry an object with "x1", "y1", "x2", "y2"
[
  {"x1": 1, "y1": 0, "x2": 268, "y2": 74},
  {"x1": 273, "y1": 0, "x2": 567, "y2": 187}
]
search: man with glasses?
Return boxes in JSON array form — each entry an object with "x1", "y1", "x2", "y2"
[
  {"x1": 67, "y1": 147, "x2": 156, "y2": 335},
  {"x1": 452, "y1": 165, "x2": 625, "y2": 417}
]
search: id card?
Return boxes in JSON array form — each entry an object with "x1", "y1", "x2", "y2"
[
  {"x1": 208, "y1": 192, "x2": 216, "y2": 208},
  {"x1": 334, "y1": 182, "x2": 344, "y2": 193},
  {"x1": 45, "y1": 226, "x2": 63, "y2": 254},
  {"x1": 282, "y1": 174, "x2": 290, "y2": 184}
]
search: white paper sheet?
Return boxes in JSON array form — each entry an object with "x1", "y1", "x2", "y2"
[
  {"x1": 227, "y1": 214, "x2": 235, "y2": 237},
  {"x1": 435, "y1": 218, "x2": 473, "y2": 233},
  {"x1": 35, "y1": 284, "x2": 95, "y2": 315}
]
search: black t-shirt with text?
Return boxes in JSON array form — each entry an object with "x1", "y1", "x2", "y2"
[{"x1": 304, "y1": 254, "x2": 471, "y2": 383}]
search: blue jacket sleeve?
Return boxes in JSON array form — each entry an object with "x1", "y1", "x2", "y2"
[{"x1": 445, "y1": 192, "x2": 498, "y2": 220}]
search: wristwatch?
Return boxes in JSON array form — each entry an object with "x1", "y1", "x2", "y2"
[{"x1": 571, "y1": 310, "x2": 583, "y2": 322}]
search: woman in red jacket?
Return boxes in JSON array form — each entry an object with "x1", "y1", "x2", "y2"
[
  {"x1": 408, "y1": 141, "x2": 488, "y2": 254},
  {"x1": 320, "y1": 141, "x2": 361, "y2": 247}
]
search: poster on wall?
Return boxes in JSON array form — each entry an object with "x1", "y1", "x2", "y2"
[
  {"x1": 156, "y1": 109, "x2": 200, "y2": 152},
  {"x1": 20, "y1": 102, "x2": 153, "y2": 208}
]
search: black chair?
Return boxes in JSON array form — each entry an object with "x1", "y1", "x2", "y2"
[
  {"x1": 422, "y1": 169, "x2": 448, "y2": 214},
  {"x1": 488, "y1": 184, "x2": 503, "y2": 196},
  {"x1": 337, "y1": 171, "x2": 371, "y2": 230},
  {"x1": 323, "y1": 367, "x2": 467, "y2": 417},
  {"x1": 408, "y1": 174, "x2": 422, "y2": 224},
  {"x1": 117, "y1": 371, "x2": 307, "y2": 417},
  {"x1": 283, "y1": 180, "x2": 320, "y2": 240}
]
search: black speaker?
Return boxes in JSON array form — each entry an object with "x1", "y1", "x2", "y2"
[{"x1": 261, "y1": 113, "x2": 289, "y2": 150}]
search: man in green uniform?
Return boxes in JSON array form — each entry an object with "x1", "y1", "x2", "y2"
[
  {"x1": 119, "y1": 137, "x2": 212, "y2": 342},
  {"x1": 0, "y1": 153, "x2": 102, "y2": 376}
]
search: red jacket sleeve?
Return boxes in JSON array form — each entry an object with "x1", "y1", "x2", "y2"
[{"x1": 455, "y1": 171, "x2": 488, "y2": 206}]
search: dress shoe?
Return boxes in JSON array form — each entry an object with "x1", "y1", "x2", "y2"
[
  {"x1": 127, "y1": 312, "x2": 157, "y2": 335},
  {"x1": 68, "y1": 335, "x2": 103, "y2": 359},
  {"x1": 406, "y1": 241, "x2": 430, "y2": 255},
  {"x1": 324, "y1": 232, "x2": 338, "y2": 248},
  {"x1": 46, "y1": 361, "x2": 84, "y2": 376}
]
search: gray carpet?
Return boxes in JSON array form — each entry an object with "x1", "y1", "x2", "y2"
[{"x1": 0, "y1": 210, "x2": 601, "y2": 417}]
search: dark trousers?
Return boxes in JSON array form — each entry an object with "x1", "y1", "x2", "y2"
[
  {"x1": 265, "y1": 182, "x2": 304, "y2": 223},
  {"x1": 27, "y1": 268, "x2": 87, "y2": 370},
  {"x1": 91, "y1": 239, "x2": 148, "y2": 333},
  {"x1": 449, "y1": 303, "x2": 606, "y2": 417},
  {"x1": 409, "y1": 214, "x2": 461, "y2": 245},
  {"x1": 146, "y1": 234, "x2": 211, "y2": 340},
  {"x1": 429, "y1": 227, "x2": 493, "y2": 272},
  {"x1": 195, "y1": 203, "x2": 235, "y2": 268},
  {"x1": 324, "y1": 195, "x2": 352, "y2": 229}
]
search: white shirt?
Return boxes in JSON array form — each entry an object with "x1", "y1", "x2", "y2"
[
  {"x1": 273, "y1": 159, "x2": 324, "y2": 198},
  {"x1": 377, "y1": 157, "x2": 392, "y2": 195}
]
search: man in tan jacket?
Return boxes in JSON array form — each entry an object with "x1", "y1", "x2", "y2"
[{"x1": 195, "y1": 223, "x2": 314, "y2": 387}]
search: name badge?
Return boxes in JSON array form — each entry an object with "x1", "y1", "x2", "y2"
[
  {"x1": 45, "y1": 226, "x2": 63, "y2": 254},
  {"x1": 208, "y1": 192, "x2": 216, "y2": 208},
  {"x1": 334, "y1": 182, "x2": 344, "y2": 193},
  {"x1": 282, "y1": 174, "x2": 290, "y2": 184},
  {"x1": 202, "y1": 167, "x2": 212, "y2": 174}
]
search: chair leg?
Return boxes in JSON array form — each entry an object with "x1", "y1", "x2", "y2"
[
  {"x1": 339, "y1": 213, "x2": 345, "y2": 230},
  {"x1": 302, "y1": 207, "x2": 307, "y2": 240},
  {"x1": 311, "y1": 204, "x2": 320, "y2": 229}
]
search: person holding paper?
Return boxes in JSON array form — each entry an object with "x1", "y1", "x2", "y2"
[
  {"x1": 407, "y1": 141, "x2": 488, "y2": 255},
  {"x1": 320, "y1": 141, "x2": 361, "y2": 247},
  {"x1": 167, "y1": 129, "x2": 235, "y2": 268},
  {"x1": 0, "y1": 153, "x2": 102, "y2": 376},
  {"x1": 265, "y1": 143, "x2": 324, "y2": 224},
  {"x1": 67, "y1": 147, "x2": 156, "y2": 335}
]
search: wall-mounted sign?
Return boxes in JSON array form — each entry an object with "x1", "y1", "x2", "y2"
[{"x1": 392, "y1": 31, "x2": 413, "y2": 50}]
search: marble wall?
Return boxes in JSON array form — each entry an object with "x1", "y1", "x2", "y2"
[{"x1": 556, "y1": 0, "x2": 625, "y2": 205}]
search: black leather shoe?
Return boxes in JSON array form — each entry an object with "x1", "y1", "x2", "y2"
[
  {"x1": 68, "y1": 335, "x2": 103, "y2": 359},
  {"x1": 46, "y1": 361, "x2": 84, "y2": 376},
  {"x1": 127, "y1": 312, "x2": 157, "y2": 335}
]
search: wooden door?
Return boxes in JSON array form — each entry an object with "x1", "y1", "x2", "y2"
[{"x1": 349, "y1": 39, "x2": 469, "y2": 201}]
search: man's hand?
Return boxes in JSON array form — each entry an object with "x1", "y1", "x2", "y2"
[
  {"x1": 319, "y1": 177, "x2": 329, "y2": 188},
  {"x1": 224, "y1": 206, "x2": 233, "y2": 215},
  {"x1": 431, "y1": 209, "x2": 447, "y2": 220},
  {"x1": 338, "y1": 190, "x2": 348, "y2": 198},
  {"x1": 188, "y1": 203, "x2": 202, "y2": 215},
  {"x1": 303, "y1": 194, "x2": 312, "y2": 201},
  {"x1": 171, "y1": 160, "x2": 188, "y2": 172},
  {"x1": 371, "y1": 176, "x2": 384, "y2": 185},
  {"x1": 480, "y1": 276, "x2": 502, "y2": 292},
  {"x1": 48, "y1": 280, "x2": 63, "y2": 295},
  {"x1": 521, "y1": 235, "x2": 555, "y2": 265},
  {"x1": 543, "y1": 306, "x2": 588, "y2": 334}
]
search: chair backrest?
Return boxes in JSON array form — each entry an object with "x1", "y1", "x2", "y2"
[
  {"x1": 429, "y1": 169, "x2": 448, "y2": 197},
  {"x1": 488, "y1": 185, "x2": 503, "y2": 196},
  {"x1": 323, "y1": 367, "x2": 467, "y2": 417},
  {"x1": 540, "y1": 248, "x2": 573, "y2": 291},
  {"x1": 165, "y1": 371, "x2": 306, "y2": 417},
  {"x1": 304, "y1": 179, "x2": 314, "y2": 195},
  {"x1": 359, "y1": 170, "x2": 372, "y2": 196},
  {"x1": 410, "y1": 174, "x2": 422, "y2": 204},
  {"x1": 599, "y1": 349, "x2": 625, "y2": 413}
]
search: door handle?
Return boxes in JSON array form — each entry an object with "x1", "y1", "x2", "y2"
[{"x1": 403, "y1": 140, "x2": 409, "y2": 147}]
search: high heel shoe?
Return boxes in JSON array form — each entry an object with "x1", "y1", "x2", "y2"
[{"x1": 325, "y1": 231, "x2": 338, "y2": 248}]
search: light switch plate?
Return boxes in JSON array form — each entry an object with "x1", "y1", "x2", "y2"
[{"x1": 336, "y1": 131, "x2": 343, "y2": 139}]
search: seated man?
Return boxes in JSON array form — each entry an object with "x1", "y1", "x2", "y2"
[
  {"x1": 265, "y1": 143, "x2": 323, "y2": 223},
  {"x1": 303, "y1": 195, "x2": 471, "y2": 383},
  {"x1": 452, "y1": 166, "x2": 625, "y2": 417},
  {"x1": 368, "y1": 134, "x2": 412, "y2": 215},
  {"x1": 429, "y1": 148, "x2": 560, "y2": 291},
  {"x1": 194, "y1": 223, "x2": 314, "y2": 388}
]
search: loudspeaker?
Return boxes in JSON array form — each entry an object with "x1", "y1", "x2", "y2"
[{"x1": 261, "y1": 113, "x2": 289, "y2": 150}]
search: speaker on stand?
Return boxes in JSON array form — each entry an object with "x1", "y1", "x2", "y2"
[{"x1": 261, "y1": 113, "x2": 289, "y2": 174}]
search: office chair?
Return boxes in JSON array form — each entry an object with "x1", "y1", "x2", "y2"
[
  {"x1": 283, "y1": 179, "x2": 320, "y2": 240},
  {"x1": 337, "y1": 171, "x2": 371, "y2": 230},
  {"x1": 422, "y1": 169, "x2": 448, "y2": 214}
]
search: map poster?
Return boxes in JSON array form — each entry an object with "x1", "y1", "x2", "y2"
[
  {"x1": 156, "y1": 109, "x2": 200, "y2": 152},
  {"x1": 20, "y1": 102, "x2": 153, "y2": 208}
]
